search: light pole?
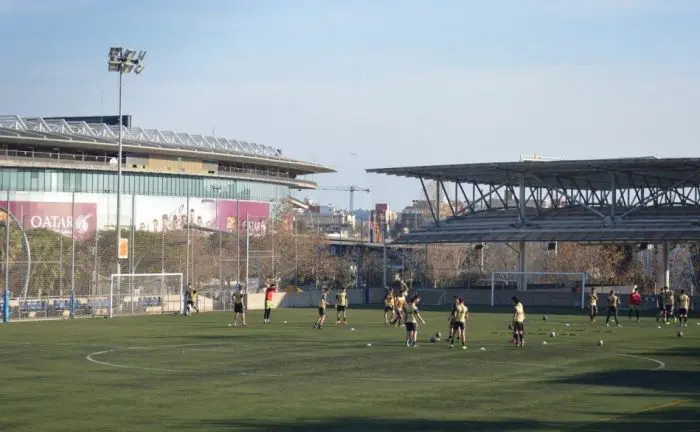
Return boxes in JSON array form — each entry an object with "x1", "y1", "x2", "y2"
[
  {"x1": 107, "y1": 47, "x2": 146, "y2": 281},
  {"x1": 212, "y1": 185, "x2": 222, "y2": 290}
]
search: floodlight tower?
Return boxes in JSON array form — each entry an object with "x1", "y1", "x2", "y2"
[{"x1": 107, "y1": 47, "x2": 146, "y2": 278}]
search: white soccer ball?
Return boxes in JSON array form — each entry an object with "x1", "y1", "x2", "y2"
[
  {"x1": 597, "y1": 340, "x2": 604, "y2": 346},
  {"x1": 480, "y1": 346, "x2": 486, "y2": 351},
  {"x1": 542, "y1": 315, "x2": 548, "y2": 321},
  {"x1": 542, "y1": 341, "x2": 548, "y2": 345},
  {"x1": 657, "y1": 326, "x2": 662, "y2": 329},
  {"x1": 366, "y1": 343, "x2": 372, "y2": 347},
  {"x1": 351, "y1": 327, "x2": 355, "y2": 332},
  {"x1": 677, "y1": 331, "x2": 684, "y2": 337},
  {"x1": 565, "y1": 323, "x2": 570, "y2": 327},
  {"x1": 548, "y1": 331, "x2": 556, "y2": 338},
  {"x1": 284, "y1": 321, "x2": 288, "y2": 324},
  {"x1": 227, "y1": 323, "x2": 232, "y2": 327}
]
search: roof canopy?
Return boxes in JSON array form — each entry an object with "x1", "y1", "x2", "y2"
[
  {"x1": 0, "y1": 115, "x2": 334, "y2": 175},
  {"x1": 367, "y1": 157, "x2": 700, "y2": 190},
  {"x1": 368, "y1": 157, "x2": 700, "y2": 244}
]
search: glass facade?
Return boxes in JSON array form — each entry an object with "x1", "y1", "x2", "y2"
[{"x1": 0, "y1": 168, "x2": 289, "y2": 201}]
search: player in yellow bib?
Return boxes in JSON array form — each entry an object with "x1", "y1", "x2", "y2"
[
  {"x1": 678, "y1": 290, "x2": 691, "y2": 328},
  {"x1": 605, "y1": 290, "x2": 620, "y2": 327},
  {"x1": 588, "y1": 288, "x2": 598, "y2": 324},
  {"x1": 511, "y1": 296, "x2": 526, "y2": 347},
  {"x1": 391, "y1": 288, "x2": 408, "y2": 327},
  {"x1": 404, "y1": 295, "x2": 426, "y2": 347},
  {"x1": 335, "y1": 287, "x2": 348, "y2": 325},
  {"x1": 314, "y1": 288, "x2": 330, "y2": 329},
  {"x1": 383, "y1": 290, "x2": 395, "y2": 324},
  {"x1": 232, "y1": 286, "x2": 247, "y2": 327},
  {"x1": 448, "y1": 297, "x2": 468, "y2": 350}
]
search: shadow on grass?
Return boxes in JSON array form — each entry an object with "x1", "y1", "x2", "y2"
[
  {"x1": 189, "y1": 408, "x2": 699, "y2": 432},
  {"x1": 555, "y1": 369, "x2": 700, "y2": 395}
]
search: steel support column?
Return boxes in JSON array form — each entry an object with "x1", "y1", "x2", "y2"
[
  {"x1": 518, "y1": 241, "x2": 526, "y2": 291},
  {"x1": 663, "y1": 241, "x2": 670, "y2": 287}
]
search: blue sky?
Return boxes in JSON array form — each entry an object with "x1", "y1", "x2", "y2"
[{"x1": 1, "y1": 0, "x2": 700, "y2": 210}]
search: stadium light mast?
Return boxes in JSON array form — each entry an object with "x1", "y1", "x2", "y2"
[{"x1": 107, "y1": 47, "x2": 146, "y2": 280}]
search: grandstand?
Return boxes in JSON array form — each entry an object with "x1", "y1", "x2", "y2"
[{"x1": 0, "y1": 114, "x2": 334, "y2": 320}]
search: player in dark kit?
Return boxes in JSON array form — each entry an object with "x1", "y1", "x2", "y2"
[
  {"x1": 447, "y1": 296, "x2": 458, "y2": 342},
  {"x1": 605, "y1": 290, "x2": 620, "y2": 327}
]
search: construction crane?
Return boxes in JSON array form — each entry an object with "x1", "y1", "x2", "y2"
[{"x1": 319, "y1": 185, "x2": 371, "y2": 213}]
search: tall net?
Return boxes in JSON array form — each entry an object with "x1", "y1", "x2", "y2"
[
  {"x1": 490, "y1": 271, "x2": 587, "y2": 309},
  {"x1": 105, "y1": 273, "x2": 183, "y2": 317}
]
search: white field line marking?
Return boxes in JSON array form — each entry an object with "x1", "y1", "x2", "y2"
[
  {"x1": 85, "y1": 344, "x2": 667, "y2": 383},
  {"x1": 618, "y1": 353, "x2": 666, "y2": 370}
]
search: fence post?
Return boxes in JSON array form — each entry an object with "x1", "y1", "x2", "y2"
[
  {"x1": 70, "y1": 192, "x2": 76, "y2": 319},
  {"x1": 3, "y1": 189, "x2": 10, "y2": 323}
]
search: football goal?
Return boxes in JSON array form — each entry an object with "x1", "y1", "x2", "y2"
[
  {"x1": 101, "y1": 273, "x2": 184, "y2": 318},
  {"x1": 490, "y1": 271, "x2": 587, "y2": 309}
]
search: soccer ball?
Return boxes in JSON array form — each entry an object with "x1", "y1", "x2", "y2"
[
  {"x1": 430, "y1": 336, "x2": 437, "y2": 343},
  {"x1": 542, "y1": 341, "x2": 548, "y2": 345},
  {"x1": 548, "y1": 331, "x2": 556, "y2": 338},
  {"x1": 565, "y1": 323, "x2": 570, "y2": 327},
  {"x1": 677, "y1": 331, "x2": 684, "y2": 337},
  {"x1": 366, "y1": 343, "x2": 372, "y2": 347},
  {"x1": 542, "y1": 315, "x2": 548, "y2": 321},
  {"x1": 435, "y1": 332, "x2": 442, "y2": 340},
  {"x1": 227, "y1": 323, "x2": 232, "y2": 327},
  {"x1": 597, "y1": 340, "x2": 604, "y2": 346}
]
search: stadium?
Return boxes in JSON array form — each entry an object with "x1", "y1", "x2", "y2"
[{"x1": 0, "y1": 114, "x2": 334, "y2": 319}]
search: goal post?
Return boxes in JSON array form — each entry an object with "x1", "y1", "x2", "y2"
[
  {"x1": 490, "y1": 271, "x2": 587, "y2": 309},
  {"x1": 107, "y1": 273, "x2": 184, "y2": 318}
]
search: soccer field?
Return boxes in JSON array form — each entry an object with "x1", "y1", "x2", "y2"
[{"x1": 1, "y1": 308, "x2": 698, "y2": 432}]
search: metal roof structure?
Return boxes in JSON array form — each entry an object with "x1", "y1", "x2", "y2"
[
  {"x1": 367, "y1": 157, "x2": 700, "y2": 243},
  {"x1": 0, "y1": 115, "x2": 334, "y2": 175}
]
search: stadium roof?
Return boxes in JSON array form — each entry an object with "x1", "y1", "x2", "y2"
[
  {"x1": 0, "y1": 115, "x2": 334, "y2": 175},
  {"x1": 368, "y1": 157, "x2": 700, "y2": 244},
  {"x1": 367, "y1": 157, "x2": 700, "y2": 189}
]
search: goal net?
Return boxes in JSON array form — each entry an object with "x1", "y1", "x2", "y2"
[
  {"x1": 102, "y1": 273, "x2": 184, "y2": 318},
  {"x1": 414, "y1": 289, "x2": 447, "y2": 306},
  {"x1": 490, "y1": 271, "x2": 587, "y2": 309}
]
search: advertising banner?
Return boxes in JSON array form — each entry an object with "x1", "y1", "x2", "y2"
[
  {"x1": 132, "y1": 196, "x2": 270, "y2": 235},
  {"x1": 1, "y1": 200, "x2": 97, "y2": 240}
]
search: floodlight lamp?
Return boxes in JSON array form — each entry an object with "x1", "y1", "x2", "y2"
[
  {"x1": 137, "y1": 50, "x2": 147, "y2": 61},
  {"x1": 122, "y1": 63, "x2": 134, "y2": 73},
  {"x1": 108, "y1": 47, "x2": 122, "y2": 61},
  {"x1": 474, "y1": 243, "x2": 484, "y2": 250},
  {"x1": 134, "y1": 64, "x2": 145, "y2": 74},
  {"x1": 124, "y1": 50, "x2": 135, "y2": 61},
  {"x1": 108, "y1": 62, "x2": 120, "y2": 72}
]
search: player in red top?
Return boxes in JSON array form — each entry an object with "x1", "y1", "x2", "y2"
[
  {"x1": 628, "y1": 286, "x2": 642, "y2": 322},
  {"x1": 263, "y1": 283, "x2": 277, "y2": 323}
]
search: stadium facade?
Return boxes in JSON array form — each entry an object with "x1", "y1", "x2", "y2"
[
  {"x1": 0, "y1": 115, "x2": 333, "y2": 235},
  {"x1": 0, "y1": 115, "x2": 334, "y2": 319}
]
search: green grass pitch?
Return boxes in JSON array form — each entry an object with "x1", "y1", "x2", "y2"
[{"x1": 1, "y1": 307, "x2": 698, "y2": 431}]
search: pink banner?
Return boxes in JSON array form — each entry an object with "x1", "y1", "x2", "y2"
[{"x1": 2, "y1": 201, "x2": 97, "y2": 240}]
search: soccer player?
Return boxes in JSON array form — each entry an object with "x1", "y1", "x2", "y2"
[
  {"x1": 263, "y1": 283, "x2": 276, "y2": 323},
  {"x1": 588, "y1": 288, "x2": 598, "y2": 324},
  {"x1": 678, "y1": 289, "x2": 690, "y2": 327},
  {"x1": 605, "y1": 290, "x2": 620, "y2": 327},
  {"x1": 449, "y1": 297, "x2": 468, "y2": 350},
  {"x1": 447, "y1": 296, "x2": 458, "y2": 340},
  {"x1": 232, "y1": 286, "x2": 247, "y2": 327},
  {"x1": 664, "y1": 286, "x2": 676, "y2": 324},
  {"x1": 656, "y1": 287, "x2": 667, "y2": 323},
  {"x1": 335, "y1": 287, "x2": 349, "y2": 325},
  {"x1": 405, "y1": 295, "x2": 426, "y2": 347},
  {"x1": 391, "y1": 288, "x2": 407, "y2": 327},
  {"x1": 511, "y1": 296, "x2": 526, "y2": 347},
  {"x1": 313, "y1": 288, "x2": 330, "y2": 329},
  {"x1": 383, "y1": 290, "x2": 395, "y2": 324},
  {"x1": 628, "y1": 286, "x2": 641, "y2": 322}
]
